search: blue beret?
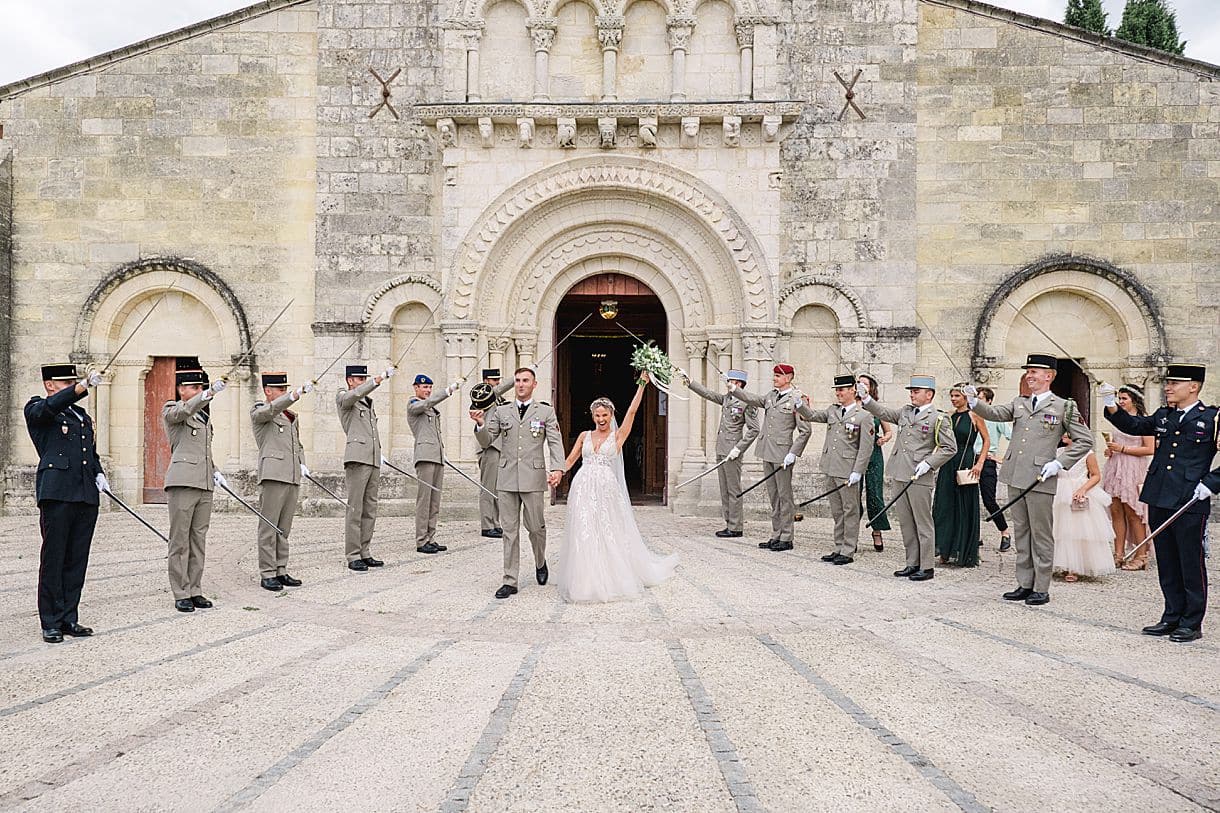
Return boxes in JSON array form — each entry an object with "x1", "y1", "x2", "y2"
[{"x1": 414, "y1": 374, "x2": 433, "y2": 385}]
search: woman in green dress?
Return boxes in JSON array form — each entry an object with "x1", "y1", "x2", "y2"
[
  {"x1": 933, "y1": 384, "x2": 989, "y2": 567},
  {"x1": 858, "y1": 374, "x2": 893, "y2": 551}
]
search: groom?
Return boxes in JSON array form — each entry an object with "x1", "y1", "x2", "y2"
[{"x1": 472, "y1": 367, "x2": 566, "y2": 599}]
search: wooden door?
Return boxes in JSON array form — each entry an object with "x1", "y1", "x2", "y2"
[{"x1": 142, "y1": 357, "x2": 176, "y2": 503}]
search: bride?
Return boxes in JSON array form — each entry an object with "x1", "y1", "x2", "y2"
[{"x1": 555, "y1": 370, "x2": 679, "y2": 603}]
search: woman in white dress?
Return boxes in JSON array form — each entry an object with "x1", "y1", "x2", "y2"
[
  {"x1": 555, "y1": 371, "x2": 679, "y2": 603},
  {"x1": 1052, "y1": 436, "x2": 1116, "y2": 581}
]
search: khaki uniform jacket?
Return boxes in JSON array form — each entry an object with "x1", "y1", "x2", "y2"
[
  {"x1": 726, "y1": 386, "x2": 812, "y2": 464},
  {"x1": 973, "y1": 393, "x2": 1092, "y2": 495},
  {"x1": 862, "y1": 400, "x2": 957, "y2": 488},
  {"x1": 336, "y1": 378, "x2": 382, "y2": 467},
  {"x1": 163, "y1": 391, "x2": 215, "y2": 490},
  {"x1": 799, "y1": 402, "x2": 876, "y2": 479},
  {"x1": 476, "y1": 380, "x2": 516, "y2": 456},
  {"x1": 475, "y1": 400, "x2": 566, "y2": 492},
  {"x1": 407, "y1": 387, "x2": 454, "y2": 465},
  {"x1": 251, "y1": 392, "x2": 305, "y2": 485},
  {"x1": 688, "y1": 379, "x2": 760, "y2": 457}
]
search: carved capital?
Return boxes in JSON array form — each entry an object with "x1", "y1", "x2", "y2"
[
  {"x1": 458, "y1": 29, "x2": 482, "y2": 50},
  {"x1": 742, "y1": 331, "x2": 778, "y2": 362},
  {"x1": 762, "y1": 114, "x2": 781, "y2": 142},
  {"x1": 679, "y1": 116, "x2": 699, "y2": 149},
  {"x1": 596, "y1": 16, "x2": 624, "y2": 51},
  {"x1": 684, "y1": 339, "x2": 709, "y2": 360},
  {"x1": 708, "y1": 337, "x2": 732, "y2": 358},
  {"x1": 477, "y1": 117, "x2": 494, "y2": 148},
  {"x1": 733, "y1": 21, "x2": 754, "y2": 48},
  {"x1": 557, "y1": 117, "x2": 577, "y2": 149},
  {"x1": 514, "y1": 334, "x2": 538, "y2": 356},
  {"x1": 488, "y1": 335, "x2": 512, "y2": 353},
  {"x1": 666, "y1": 18, "x2": 695, "y2": 51},
  {"x1": 528, "y1": 20, "x2": 557, "y2": 53},
  {"x1": 598, "y1": 117, "x2": 617, "y2": 149}
]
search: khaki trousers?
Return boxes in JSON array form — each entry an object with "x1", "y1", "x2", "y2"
[
  {"x1": 500, "y1": 490, "x2": 547, "y2": 587},
  {"x1": 344, "y1": 463, "x2": 379, "y2": 562},
  {"x1": 414, "y1": 461, "x2": 445, "y2": 546},
  {"x1": 478, "y1": 448, "x2": 501, "y2": 531},
  {"x1": 828, "y1": 476, "x2": 863, "y2": 556},
  {"x1": 764, "y1": 462, "x2": 795, "y2": 543},
  {"x1": 167, "y1": 486, "x2": 212, "y2": 599},
  {"x1": 257, "y1": 480, "x2": 298, "y2": 577},
  {"x1": 1010, "y1": 490, "x2": 1056, "y2": 593},
  {"x1": 892, "y1": 481, "x2": 934, "y2": 570},
  {"x1": 717, "y1": 454, "x2": 744, "y2": 533}
]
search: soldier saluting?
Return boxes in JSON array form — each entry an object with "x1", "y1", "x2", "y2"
[
  {"x1": 250, "y1": 371, "x2": 311, "y2": 591},
  {"x1": 24, "y1": 363, "x2": 105, "y2": 643},
  {"x1": 407, "y1": 373, "x2": 463, "y2": 553},
  {"x1": 336, "y1": 363, "x2": 392, "y2": 571},
  {"x1": 1102, "y1": 365, "x2": 1219, "y2": 643}
]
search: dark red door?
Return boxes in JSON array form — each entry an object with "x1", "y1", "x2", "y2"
[{"x1": 142, "y1": 357, "x2": 176, "y2": 503}]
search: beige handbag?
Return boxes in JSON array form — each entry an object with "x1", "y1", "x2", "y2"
[{"x1": 955, "y1": 468, "x2": 979, "y2": 486}]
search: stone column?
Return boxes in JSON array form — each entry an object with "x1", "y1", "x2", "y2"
[
  {"x1": 514, "y1": 332, "x2": 538, "y2": 372},
  {"x1": 488, "y1": 334, "x2": 512, "y2": 377},
  {"x1": 707, "y1": 334, "x2": 733, "y2": 454},
  {"x1": 94, "y1": 369, "x2": 114, "y2": 458},
  {"x1": 596, "y1": 16, "x2": 623, "y2": 102},
  {"x1": 675, "y1": 334, "x2": 708, "y2": 515},
  {"x1": 462, "y1": 30, "x2": 482, "y2": 102},
  {"x1": 734, "y1": 19, "x2": 754, "y2": 100},
  {"x1": 228, "y1": 368, "x2": 250, "y2": 468},
  {"x1": 527, "y1": 19, "x2": 556, "y2": 102},
  {"x1": 666, "y1": 17, "x2": 694, "y2": 102},
  {"x1": 442, "y1": 323, "x2": 478, "y2": 460}
]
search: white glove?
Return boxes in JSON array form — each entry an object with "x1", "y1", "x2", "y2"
[
  {"x1": 913, "y1": 460, "x2": 932, "y2": 479},
  {"x1": 855, "y1": 381, "x2": 871, "y2": 403},
  {"x1": 380, "y1": 455, "x2": 390, "y2": 467},
  {"x1": 81, "y1": 371, "x2": 103, "y2": 388},
  {"x1": 1098, "y1": 382, "x2": 1117, "y2": 409},
  {"x1": 676, "y1": 367, "x2": 690, "y2": 382},
  {"x1": 213, "y1": 471, "x2": 229, "y2": 489},
  {"x1": 300, "y1": 463, "x2": 310, "y2": 477},
  {"x1": 208, "y1": 379, "x2": 227, "y2": 396},
  {"x1": 1039, "y1": 460, "x2": 1063, "y2": 480},
  {"x1": 301, "y1": 381, "x2": 314, "y2": 394},
  {"x1": 446, "y1": 380, "x2": 462, "y2": 395},
  {"x1": 95, "y1": 473, "x2": 110, "y2": 494},
  {"x1": 782, "y1": 452, "x2": 797, "y2": 469},
  {"x1": 383, "y1": 367, "x2": 396, "y2": 379},
  {"x1": 1194, "y1": 482, "x2": 1214, "y2": 502},
  {"x1": 726, "y1": 447, "x2": 741, "y2": 461},
  {"x1": 848, "y1": 471, "x2": 862, "y2": 486},
  {"x1": 963, "y1": 383, "x2": 979, "y2": 409}
]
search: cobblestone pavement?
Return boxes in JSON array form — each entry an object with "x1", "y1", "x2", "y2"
[{"x1": 0, "y1": 506, "x2": 1217, "y2": 812}]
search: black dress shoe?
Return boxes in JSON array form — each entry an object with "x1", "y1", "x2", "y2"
[
  {"x1": 348, "y1": 559, "x2": 369, "y2": 571},
  {"x1": 417, "y1": 542, "x2": 441, "y2": 554},
  {"x1": 769, "y1": 540, "x2": 794, "y2": 552},
  {"x1": 894, "y1": 565, "x2": 918, "y2": 578},
  {"x1": 1002, "y1": 586, "x2": 1033, "y2": 601},
  {"x1": 277, "y1": 574, "x2": 303, "y2": 587},
  {"x1": 261, "y1": 577, "x2": 284, "y2": 592},
  {"x1": 1170, "y1": 627, "x2": 1202, "y2": 642},
  {"x1": 1024, "y1": 591, "x2": 1050, "y2": 606},
  {"x1": 481, "y1": 529, "x2": 503, "y2": 538},
  {"x1": 536, "y1": 562, "x2": 549, "y2": 585},
  {"x1": 41, "y1": 628, "x2": 64, "y2": 643},
  {"x1": 434, "y1": 544, "x2": 448, "y2": 552},
  {"x1": 495, "y1": 584, "x2": 518, "y2": 599},
  {"x1": 759, "y1": 539, "x2": 778, "y2": 549},
  {"x1": 909, "y1": 568, "x2": 934, "y2": 581},
  {"x1": 820, "y1": 553, "x2": 839, "y2": 562},
  {"x1": 363, "y1": 557, "x2": 384, "y2": 567},
  {"x1": 832, "y1": 555, "x2": 854, "y2": 565},
  {"x1": 1141, "y1": 621, "x2": 1179, "y2": 636},
  {"x1": 715, "y1": 529, "x2": 743, "y2": 538},
  {"x1": 60, "y1": 623, "x2": 93, "y2": 637},
  {"x1": 999, "y1": 537, "x2": 1012, "y2": 552},
  {"x1": 190, "y1": 595, "x2": 213, "y2": 609},
  {"x1": 175, "y1": 598, "x2": 195, "y2": 612}
]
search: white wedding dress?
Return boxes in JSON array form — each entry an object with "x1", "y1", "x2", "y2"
[{"x1": 555, "y1": 428, "x2": 679, "y2": 603}]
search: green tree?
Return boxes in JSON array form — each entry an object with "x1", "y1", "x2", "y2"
[
  {"x1": 1115, "y1": 0, "x2": 1186, "y2": 54},
  {"x1": 1064, "y1": 0, "x2": 1111, "y2": 36}
]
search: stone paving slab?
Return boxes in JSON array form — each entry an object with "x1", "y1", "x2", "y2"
[{"x1": 0, "y1": 507, "x2": 1216, "y2": 812}]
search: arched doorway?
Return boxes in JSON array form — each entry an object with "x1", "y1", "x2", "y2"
[{"x1": 554, "y1": 273, "x2": 667, "y2": 504}]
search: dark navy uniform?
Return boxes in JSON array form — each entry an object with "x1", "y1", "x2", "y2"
[
  {"x1": 1107, "y1": 399, "x2": 1219, "y2": 634},
  {"x1": 24, "y1": 368, "x2": 104, "y2": 636}
]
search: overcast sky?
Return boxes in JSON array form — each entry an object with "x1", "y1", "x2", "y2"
[{"x1": 0, "y1": 0, "x2": 1216, "y2": 87}]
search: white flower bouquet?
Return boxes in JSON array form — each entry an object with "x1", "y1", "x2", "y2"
[{"x1": 630, "y1": 341, "x2": 686, "y2": 400}]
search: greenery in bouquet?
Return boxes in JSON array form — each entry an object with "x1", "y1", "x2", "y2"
[{"x1": 630, "y1": 342, "x2": 685, "y2": 400}]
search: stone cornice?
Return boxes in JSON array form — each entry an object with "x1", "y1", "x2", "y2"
[{"x1": 415, "y1": 100, "x2": 803, "y2": 125}]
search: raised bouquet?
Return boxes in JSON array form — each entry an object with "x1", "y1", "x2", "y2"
[{"x1": 630, "y1": 341, "x2": 686, "y2": 400}]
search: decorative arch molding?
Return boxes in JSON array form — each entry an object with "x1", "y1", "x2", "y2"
[
  {"x1": 537, "y1": 256, "x2": 684, "y2": 331},
  {"x1": 73, "y1": 257, "x2": 251, "y2": 361},
  {"x1": 448, "y1": 0, "x2": 770, "y2": 23},
  {"x1": 362, "y1": 274, "x2": 444, "y2": 325},
  {"x1": 778, "y1": 275, "x2": 872, "y2": 332},
  {"x1": 450, "y1": 156, "x2": 776, "y2": 323},
  {"x1": 972, "y1": 254, "x2": 1168, "y2": 379}
]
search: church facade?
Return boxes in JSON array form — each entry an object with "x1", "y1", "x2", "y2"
[{"x1": 0, "y1": 0, "x2": 1217, "y2": 514}]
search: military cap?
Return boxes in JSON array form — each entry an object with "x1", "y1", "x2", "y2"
[
  {"x1": 470, "y1": 382, "x2": 496, "y2": 410},
  {"x1": 482, "y1": 368, "x2": 501, "y2": 380},
  {"x1": 261, "y1": 371, "x2": 289, "y2": 387},
  {"x1": 833, "y1": 374, "x2": 856, "y2": 388},
  {"x1": 906, "y1": 374, "x2": 936, "y2": 390},
  {"x1": 345, "y1": 364, "x2": 368, "y2": 378},
  {"x1": 1166, "y1": 363, "x2": 1205, "y2": 383},
  {"x1": 175, "y1": 369, "x2": 208, "y2": 387},
  {"x1": 726, "y1": 369, "x2": 748, "y2": 383},
  {"x1": 41, "y1": 363, "x2": 78, "y2": 381},
  {"x1": 773, "y1": 363, "x2": 795, "y2": 376},
  {"x1": 414, "y1": 374, "x2": 433, "y2": 385},
  {"x1": 1024, "y1": 353, "x2": 1058, "y2": 370}
]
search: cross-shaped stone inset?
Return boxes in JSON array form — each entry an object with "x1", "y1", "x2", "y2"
[
  {"x1": 368, "y1": 67, "x2": 401, "y2": 120},
  {"x1": 834, "y1": 69, "x2": 865, "y2": 121}
]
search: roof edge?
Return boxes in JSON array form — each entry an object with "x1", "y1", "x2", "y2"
[
  {"x1": 0, "y1": 0, "x2": 313, "y2": 101},
  {"x1": 920, "y1": 0, "x2": 1220, "y2": 80}
]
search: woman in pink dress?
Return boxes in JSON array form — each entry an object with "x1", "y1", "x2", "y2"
[{"x1": 1101, "y1": 385, "x2": 1154, "y2": 569}]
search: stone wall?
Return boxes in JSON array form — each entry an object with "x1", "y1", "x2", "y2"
[{"x1": 0, "y1": 149, "x2": 12, "y2": 500}]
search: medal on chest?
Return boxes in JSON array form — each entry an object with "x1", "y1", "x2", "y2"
[
  {"x1": 529, "y1": 418, "x2": 544, "y2": 438},
  {"x1": 1041, "y1": 413, "x2": 1059, "y2": 430}
]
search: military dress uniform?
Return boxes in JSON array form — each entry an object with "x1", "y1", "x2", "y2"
[
  {"x1": 163, "y1": 361, "x2": 218, "y2": 609},
  {"x1": 24, "y1": 364, "x2": 104, "y2": 641},
  {"x1": 687, "y1": 371, "x2": 760, "y2": 537},
  {"x1": 407, "y1": 374, "x2": 456, "y2": 551},
  {"x1": 727, "y1": 365, "x2": 813, "y2": 551},
  {"x1": 336, "y1": 365, "x2": 383, "y2": 568},
  {"x1": 971, "y1": 355, "x2": 1092, "y2": 601},
  {"x1": 862, "y1": 375, "x2": 958, "y2": 578},
  {"x1": 1106, "y1": 364, "x2": 1219, "y2": 640},
  {"x1": 250, "y1": 372, "x2": 305, "y2": 589},
  {"x1": 471, "y1": 371, "x2": 514, "y2": 538},
  {"x1": 475, "y1": 397, "x2": 566, "y2": 595},
  {"x1": 798, "y1": 377, "x2": 876, "y2": 562}
]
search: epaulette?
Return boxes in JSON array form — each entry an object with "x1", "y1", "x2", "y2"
[
  {"x1": 538, "y1": 400, "x2": 551, "y2": 406},
  {"x1": 408, "y1": 397, "x2": 420, "y2": 403},
  {"x1": 25, "y1": 395, "x2": 40, "y2": 404}
]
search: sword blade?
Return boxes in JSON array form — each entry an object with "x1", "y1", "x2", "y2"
[
  {"x1": 735, "y1": 465, "x2": 782, "y2": 498},
  {"x1": 1126, "y1": 497, "x2": 1199, "y2": 559},
  {"x1": 797, "y1": 480, "x2": 852, "y2": 508},
  {"x1": 675, "y1": 457, "x2": 730, "y2": 491},
  {"x1": 312, "y1": 337, "x2": 360, "y2": 384},
  {"x1": 866, "y1": 477, "x2": 915, "y2": 528},
  {"x1": 222, "y1": 298, "x2": 295, "y2": 381},
  {"x1": 381, "y1": 458, "x2": 442, "y2": 492},
  {"x1": 216, "y1": 480, "x2": 286, "y2": 536},
  {"x1": 443, "y1": 457, "x2": 498, "y2": 501},
  {"x1": 303, "y1": 472, "x2": 349, "y2": 508},
  {"x1": 984, "y1": 478, "x2": 1041, "y2": 523},
  {"x1": 1003, "y1": 299, "x2": 1100, "y2": 384},
  {"x1": 103, "y1": 488, "x2": 170, "y2": 544},
  {"x1": 915, "y1": 310, "x2": 968, "y2": 384},
  {"x1": 534, "y1": 311, "x2": 595, "y2": 369},
  {"x1": 99, "y1": 281, "x2": 177, "y2": 375}
]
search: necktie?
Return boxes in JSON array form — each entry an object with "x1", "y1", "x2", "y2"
[
  {"x1": 518, "y1": 403, "x2": 527, "y2": 419},
  {"x1": 840, "y1": 406, "x2": 846, "y2": 417}
]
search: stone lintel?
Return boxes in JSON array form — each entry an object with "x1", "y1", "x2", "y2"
[{"x1": 413, "y1": 101, "x2": 803, "y2": 127}]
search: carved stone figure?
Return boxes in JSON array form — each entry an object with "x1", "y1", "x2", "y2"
[
  {"x1": 638, "y1": 117, "x2": 658, "y2": 148},
  {"x1": 478, "y1": 117, "x2": 494, "y2": 148},
  {"x1": 722, "y1": 116, "x2": 741, "y2": 148},
  {"x1": 598, "y1": 117, "x2": 617, "y2": 149},
  {"x1": 517, "y1": 117, "x2": 534, "y2": 149},
  {"x1": 557, "y1": 117, "x2": 577, "y2": 149},
  {"x1": 680, "y1": 117, "x2": 699, "y2": 149},
  {"x1": 437, "y1": 118, "x2": 457, "y2": 148}
]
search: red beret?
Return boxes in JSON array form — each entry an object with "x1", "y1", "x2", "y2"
[{"x1": 773, "y1": 364, "x2": 794, "y2": 375}]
